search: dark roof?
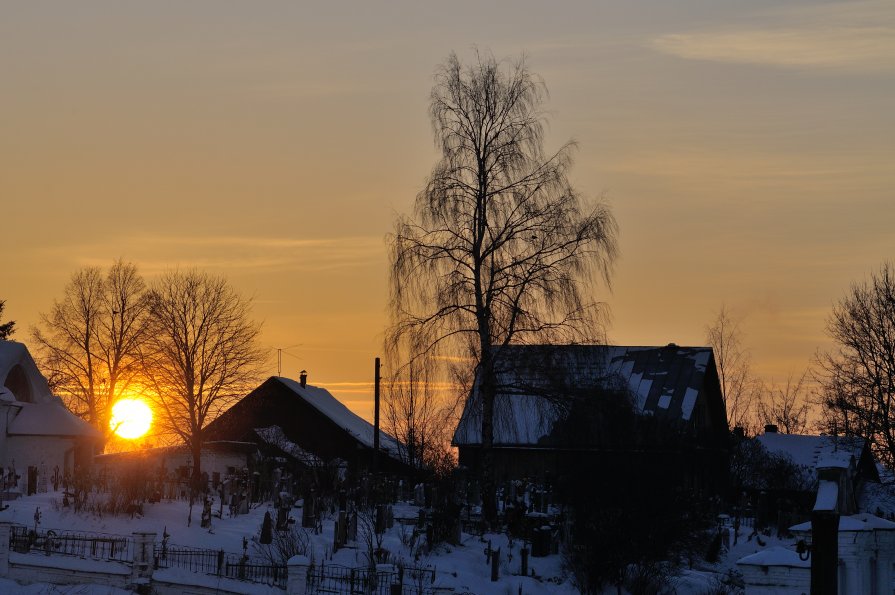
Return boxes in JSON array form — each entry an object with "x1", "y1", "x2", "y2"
[
  {"x1": 203, "y1": 377, "x2": 408, "y2": 470},
  {"x1": 453, "y1": 344, "x2": 723, "y2": 446}
]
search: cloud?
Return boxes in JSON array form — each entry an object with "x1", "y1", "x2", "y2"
[
  {"x1": 50, "y1": 234, "x2": 386, "y2": 276},
  {"x1": 651, "y1": 1, "x2": 895, "y2": 73}
]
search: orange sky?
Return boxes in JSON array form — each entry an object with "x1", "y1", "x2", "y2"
[{"x1": 2, "y1": 1, "x2": 893, "y2": 420}]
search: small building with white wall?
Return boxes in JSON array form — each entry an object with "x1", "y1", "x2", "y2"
[{"x1": 0, "y1": 341, "x2": 101, "y2": 494}]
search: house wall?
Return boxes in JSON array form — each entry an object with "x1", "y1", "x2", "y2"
[
  {"x1": 459, "y1": 444, "x2": 728, "y2": 496},
  {"x1": 738, "y1": 565, "x2": 810, "y2": 594},
  {"x1": 744, "y1": 524, "x2": 895, "y2": 595},
  {"x1": 5, "y1": 436, "x2": 77, "y2": 492}
]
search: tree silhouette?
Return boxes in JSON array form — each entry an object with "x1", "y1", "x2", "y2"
[
  {"x1": 388, "y1": 51, "x2": 617, "y2": 522},
  {"x1": 0, "y1": 300, "x2": 15, "y2": 340}
]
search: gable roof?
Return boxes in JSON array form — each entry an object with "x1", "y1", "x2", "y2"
[
  {"x1": 8, "y1": 401, "x2": 102, "y2": 438},
  {"x1": 275, "y1": 377, "x2": 401, "y2": 456},
  {"x1": 0, "y1": 340, "x2": 54, "y2": 404},
  {"x1": 453, "y1": 344, "x2": 722, "y2": 446},
  {"x1": 0, "y1": 341, "x2": 102, "y2": 439},
  {"x1": 756, "y1": 432, "x2": 867, "y2": 472}
]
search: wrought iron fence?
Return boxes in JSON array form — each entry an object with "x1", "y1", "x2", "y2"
[
  {"x1": 306, "y1": 563, "x2": 437, "y2": 595},
  {"x1": 154, "y1": 543, "x2": 287, "y2": 589},
  {"x1": 8, "y1": 525, "x2": 132, "y2": 562}
]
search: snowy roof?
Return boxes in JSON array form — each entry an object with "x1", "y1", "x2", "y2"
[
  {"x1": 814, "y1": 480, "x2": 839, "y2": 512},
  {"x1": 8, "y1": 401, "x2": 102, "y2": 438},
  {"x1": 277, "y1": 378, "x2": 401, "y2": 456},
  {"x1": 736, "y1": 546, "x2": 810, "y2": 568},
  {"x1": 789, "y1": 513, "x2": 895, "y2": 533},
  {"x1": 0, "y1": 341, "x2": 54, "y2": 404},
  {"x1": 756, "y1": 432, "x2": 864, "y2": 472},
  {"x1": 453, "y1": 344, "x2": 717, "y2": 446},
  {"x1": 254, "y1": 425, "x2": 323, "y2": 467}
]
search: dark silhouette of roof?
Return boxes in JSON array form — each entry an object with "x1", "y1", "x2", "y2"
[{"x1": 453, "y1": 344, "x2": 724, "y2": 446}]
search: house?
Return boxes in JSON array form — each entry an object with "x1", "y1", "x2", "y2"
[
  {"x1": 202, "y1": 374, "x2": 409, "y2": 478},
  {"x1": 0, "y1": 341, "x2": 101, "y2": 495},
  {"x1": 452, "y1": 344, "x2": 729, "y2": 493},
  {"x1": 752, "y1": 427, "x2": 879, "y2": 516}
]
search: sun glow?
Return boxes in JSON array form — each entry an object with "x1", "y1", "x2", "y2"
[{"x1": 110, "y1": 399, "x2": 153, "y2": 439}]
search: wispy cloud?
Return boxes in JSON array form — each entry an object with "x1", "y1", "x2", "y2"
[
  {"x1": 652, "y1": 1, "x2": 895, "y2": 73},
  {"x1": 49, "y1": 234, "x2": 385, "y2": 276}
]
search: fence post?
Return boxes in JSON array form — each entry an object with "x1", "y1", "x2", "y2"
[
  {"x1": 287, "y1": 555, "x2": 310, "y2": 595},
  {"x1": 131, "y1": 531, "x2": 156, "y2": 584},
  {"x1": 0, "y1": 522, "x2": 9, "y2": 577}
]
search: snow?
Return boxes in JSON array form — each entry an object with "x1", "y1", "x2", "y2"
[
  {"x1": 0, "y1": 341, "x2": 55, "y2": 404},
  {"x1": 756, "y1": 432, "x2": 864, "y2": 475},
  {"x1": 736, "y1": 546, "x2": 810, "y2": 568},
  {"x1": 0, "y1": 489, "x2": 583, "y2": 594},
  {"x1": 680, "y1": 387, "x2": 698, "y2": 421},
  {"x1": 789, "y1": 512, "x2": 895, "y2": 533},
  {"x1": 454, "y1": 345, "x2": 715, "y2": 445},
  {"x1": 8, "y1": 552, "x2": 131, "y2": 575},
  {"x1": 0, "y1": 578, "x2": 133, "y2": 594},
  {"x1": 814, "y1": 480, "x2": 839, "y2": 512},
  {"x1": 276, "y1": 378, "x2": 400, "y2": 455},
  {"x1": 7, "y1": 402, "x2": 102, "y2": 438}
]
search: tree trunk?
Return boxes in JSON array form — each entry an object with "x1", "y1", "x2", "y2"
[
  {"x1": 480, "y1": 348, "x2": 498, "y2": 526},
  {"x1": 190, "y1": 440, "x2": 203, "y2": 504}
]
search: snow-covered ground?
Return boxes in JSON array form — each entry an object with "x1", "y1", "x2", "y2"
[
  {"x1": 3, "y1": 487, "x2": 863, "y2": 594},
  {"x1": 0, "y1": 490, "x2": 579, "y2": 594}
]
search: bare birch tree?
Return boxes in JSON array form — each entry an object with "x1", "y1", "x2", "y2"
[
  {"x1": 817, "y1": 262, "x2": 895, "y2": 467},
  {"x1": 705, "y1": 306, "x2": 759, "y2": 433},
  {"x1": 142, "y1": 270, "x2": 265, "y2": 492},
  {"x1": 31, "y1": 260, "x2": 149, "y2": 438},
  {"x1": 388, "y1": 51, "x2": 618, "y2": 522}
]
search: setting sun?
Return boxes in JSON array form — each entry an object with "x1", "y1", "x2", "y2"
[{"x1": 109, "y1": 398, "x2": 153, "y2": 440}]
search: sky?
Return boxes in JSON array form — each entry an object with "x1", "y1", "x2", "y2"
[{"x1": 2, "y1": 0, "x2": 893, "y2": 420}]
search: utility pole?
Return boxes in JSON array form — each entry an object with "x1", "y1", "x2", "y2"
[{"x1": 373, "y1": 357, "x2": 381, "y2": 472}]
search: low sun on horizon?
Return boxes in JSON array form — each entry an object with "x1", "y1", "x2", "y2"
[{"x1": 109, "y1": 398, "x2": 153, "y2": 440}]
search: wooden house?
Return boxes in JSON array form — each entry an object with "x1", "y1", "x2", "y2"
[
  {"x1": 452, "y1": 344, "x2": 729, "y2": 495},
  {"x1": 202, "y1": 375, "x2": 408, "y2": 477}
]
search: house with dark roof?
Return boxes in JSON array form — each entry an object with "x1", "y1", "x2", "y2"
[
  {"x1": 452, "y1": 344, "x2": 729, "y2": 494},
  {"x1": 750, "y1": 427, "x2": 880, "y2": 517},
  {"x1": 203, "y1": 375, "x2": 409, "y2": 478}
]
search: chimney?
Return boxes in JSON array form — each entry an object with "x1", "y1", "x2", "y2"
[
  {"x1": 764, "y1": 424, "x2": 778, "y2": 434},
  {"x1": 299, "y1": 370, "x2": 307, "y2": 388}
]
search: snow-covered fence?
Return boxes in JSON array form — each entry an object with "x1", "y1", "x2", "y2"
[
  {"x1": 154, "y1": 542, "x2": 288, "y2": 588},
  {"x1": 290, "y1": 561, "x2": 438, "y2": 595},
  {"x1": 8, "y1": 524, "x2": 133, "y2": 562}
]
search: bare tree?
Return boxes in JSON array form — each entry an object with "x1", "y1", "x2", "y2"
[
  {"x1": 388, "y1": 51, "x2": 618, "y2": 522},
  {"x1": 31, "y1": 260, "x2": 149, "y2": 437},
  {"x1": 0, "y1": 300, "x2": 15, "y2": 339},
  {"x1": 142, "y1": 270, "x2": 265, "y2": 493},
  {"x1": 758, "y1": 371, "x2": 811, "y2": 434},
  {"x1": 817, "y1": 262, "x2": 895, "y2": 467},
  {"x1": 383, "y1": 332, "x2": 458, "y2": 473},
  {"x1": 383, "y1": 346, "x2": 439, "y2": 470},
  {"x1": 705, "y1": 306, "x2": 760, "y2": 433}
]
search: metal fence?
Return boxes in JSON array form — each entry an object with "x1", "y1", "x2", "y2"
[
  {"x1": 9, "y1": 525, "x2": 133, "y2": 563},
  {"x1": 306, "y1": 563, "x2": 437, "y2": 595},
  {"x1": 154, "y1": 543, "x2": 288, "y2": 589}
]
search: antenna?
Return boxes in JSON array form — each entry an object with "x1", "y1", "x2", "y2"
[{"x1": 274, "y1": 344, "x2": 303, "y2": 377}]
